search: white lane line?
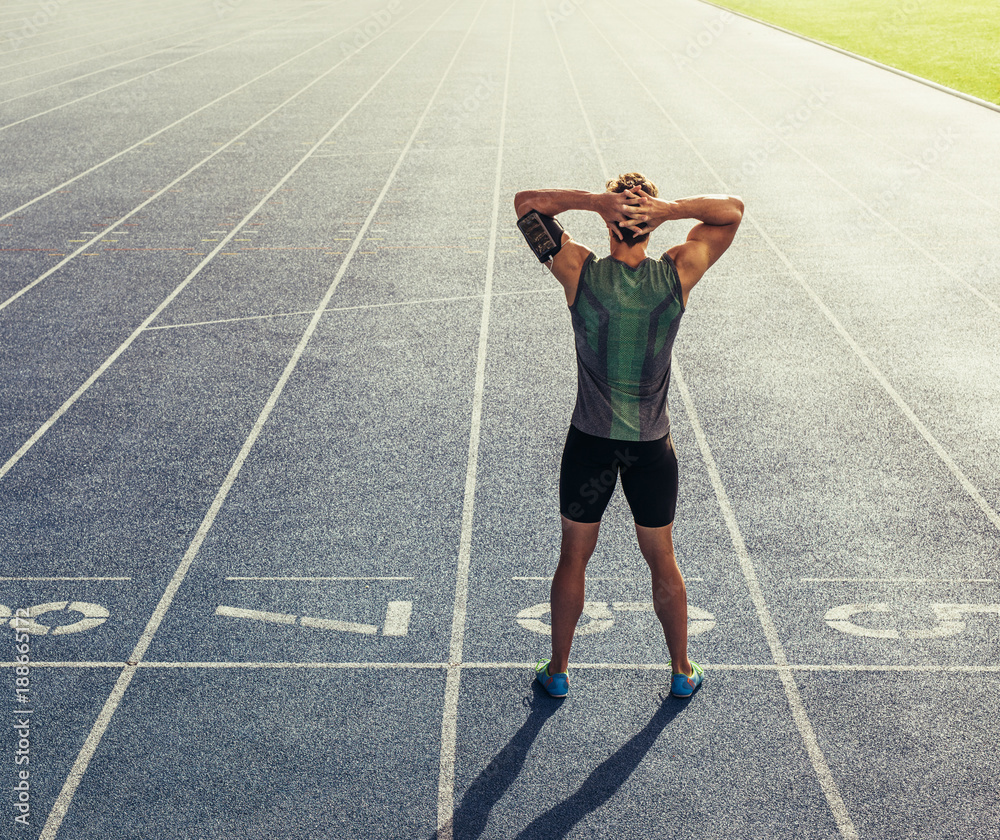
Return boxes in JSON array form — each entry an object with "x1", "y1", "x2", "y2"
[
  {"x1": 144, "y1": 288, "x2": 560, "y2": 332},
  {"x1": 636, "y1": 0, "x2": 1000, "y2": 217},
  {"x1": 512, "y1": 576, "x2": 705, "y2": 581},
  {"x1": 435, "y1": 3, "x2": 515, "y2": 838},
  {"x1": 557, "y1": 7, "x2": 859, "y2": 838},
  {"x1": 802, "y1": 578, "x2": 996, "y2": 583},
  {"x1": 0, "y1": 576, "x2": 131, "y2": 581},
  {"x1": 144, "y1": 293, "x2": 486, "y2": 331},
  {"x1": 0, "y1": 0, "x2": 431, "y2": 486},
  {"x1": 581, "y1": 1, "x2": 1000, "y2": 533},
  {"x1": 548, "y1": 3, "x2": 609, "y2": 183},
  {"x1": 225, "y1": 576, "x2": 414, "y2": 581},
  {"x1": 0, "y1": 2, "x2": 336, "y2": 133},
  {"x1": 215, "y1": 605, "x2": 296, "y2": 625},
  {"x1": 673, "y1": 358, "x2": 860, "y2": 840},
  {"x1": 6, "y1": 660, "x2": 1000, "y2": 672},
  {"x1": 0, "y1": 0, "x2": 353, "y2": 229},
  {"x1": 36, "y1": 2, "x2": 460, "y2": 836},
  {"x1": 0, "y1": 662, "x2": 129, "y2": 668}
]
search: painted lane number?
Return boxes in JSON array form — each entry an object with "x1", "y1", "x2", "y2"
[
  {"x1": 825, "y1": 603, "x2": 1000, "y2": 639},
  {"x1": 516, "y1": 601, "x2": 716, "y2": 636},
  {"x1": 2, "y1": 602, "x2": 110, "y2": 635}
]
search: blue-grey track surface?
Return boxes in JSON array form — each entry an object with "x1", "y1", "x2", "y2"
[{"x1": 1, "y1": 0, "x2": 998, "y2": 838}]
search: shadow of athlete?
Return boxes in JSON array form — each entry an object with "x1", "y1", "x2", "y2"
[
  {"x1": 439, "y1": 684, "x2": 561, "y2": 840},
  {"x1": 513, "y1": 694, "x2": 691, "y2": 840},
  {"x1": 513, "y1": 174, "x2": 743, "y2": 697},
  {"x1": 440, "y1": 689, "x2": 691, "y2": 840}
]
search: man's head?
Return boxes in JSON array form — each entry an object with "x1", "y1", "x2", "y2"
[{"x1": 606, "y1": 172, "x2": 659, "y2": 245}]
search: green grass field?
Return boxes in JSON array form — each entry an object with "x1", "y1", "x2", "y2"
[{"x1": 710, "y1": 0, "x2": 1000, "y2": 105}]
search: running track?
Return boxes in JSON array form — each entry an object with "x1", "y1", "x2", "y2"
[{"x1": 1, "y1": 0, "x2": 998, "y2": 837}]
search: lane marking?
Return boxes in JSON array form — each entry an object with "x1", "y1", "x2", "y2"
[
  {"x1": 517, "y1": 601, "x2": 614, "y2": 636},
  {"x1": 143, "y1": 288, "x2": 560, "y2": 332},
  {"x1": 299, "y1": 616, "x2": 378, "y2": 634},
  {"x1": 512, "y1": 575, "x2": 705, "y2": 581},
  {"x1": 825, "y1": 603, "x2": 897, "y2": 639},
  {"x1": 37, "y1": 3, "x2": 459, "y2": 837},
  {"x1": 688, "y1": 357, "x2": 876, "y2": 831},
  {"x1": 215, "y1": 605, "x2": 296, "y2": 625},
  {"x1": 803, "y1": 577, "x2": 996, "y2": 583},
  {"x1": 825, "y1": 602, "x2": 1000, "y2": 639},
  {"x1": 8, "y1": 601, "x2": 109, "y2": 636},
  {"x1": 225, "y1": 576, "x2": 414, "y2": 581},
  {"x1": 383, "y1": 601, "x2": 413, "y2": 637},
  {"x1": 0, "y1": 576, "x2": 131, "y2": 581},
  {"x1": 7, "y1": 660, "x2": 1000, "y2": 672},
  {"x1": 436, "y1": 4, "x2": 515, "y2": 838},
  {"x1": 143, "y1": 295, "x2": 482, "y2": 330},
  {"x1": 515, "y1": 601, "x2": 717, "y2": 636},
  {"x1": 672, "y1": 359, "x2": 860, "y2": 840}
]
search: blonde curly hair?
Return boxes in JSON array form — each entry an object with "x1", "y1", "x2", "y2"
[{"x1": 605, "y1": 172, "x2": 658, "y2": 244}]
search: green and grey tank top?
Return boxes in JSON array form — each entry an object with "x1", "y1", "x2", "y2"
[{"x1": 568, "y1": 253, "x2": 684, "y2": 441}]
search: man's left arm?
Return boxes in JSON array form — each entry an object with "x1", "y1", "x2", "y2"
[{"x1": 513, "y1": 189, "x2": 632, "y2": 302}]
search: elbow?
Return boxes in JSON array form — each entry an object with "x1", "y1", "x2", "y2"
[{"x1": 513, "y1": 190, "x2": 534, "y2": 218}]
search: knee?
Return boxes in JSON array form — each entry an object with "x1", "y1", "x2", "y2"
[{"x1": 558, "y1": 545, "x2": 593, "y2": 567}]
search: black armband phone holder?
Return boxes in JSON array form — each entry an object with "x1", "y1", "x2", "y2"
[{"x1": 516, "y1": 209, "x2": 565, "y2": 262}]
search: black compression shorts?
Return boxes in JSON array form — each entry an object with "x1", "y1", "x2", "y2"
[{"x1": 559, "y1": 424, "x2": 679, "y2": 528}]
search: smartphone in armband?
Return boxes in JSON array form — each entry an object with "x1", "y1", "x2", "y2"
[{"x1": 516, "y1": 209, "x2": 565, "y2": 263}]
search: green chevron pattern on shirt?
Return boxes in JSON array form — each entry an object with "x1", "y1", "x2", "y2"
[{"x1": 569, "y1": 252, "x2": 684, "y2": 441}]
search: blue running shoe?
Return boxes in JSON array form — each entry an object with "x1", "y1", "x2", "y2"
[
  {"x1": 535, "y1": 659, "x2": 568, "y2": 697},
  {"x1": 669, "y1": 661, "x2": 704, "y2": 698}
]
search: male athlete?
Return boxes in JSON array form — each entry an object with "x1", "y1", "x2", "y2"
[{"x1": 513, "y1": 173, "x2": 743, "y2": 699}]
